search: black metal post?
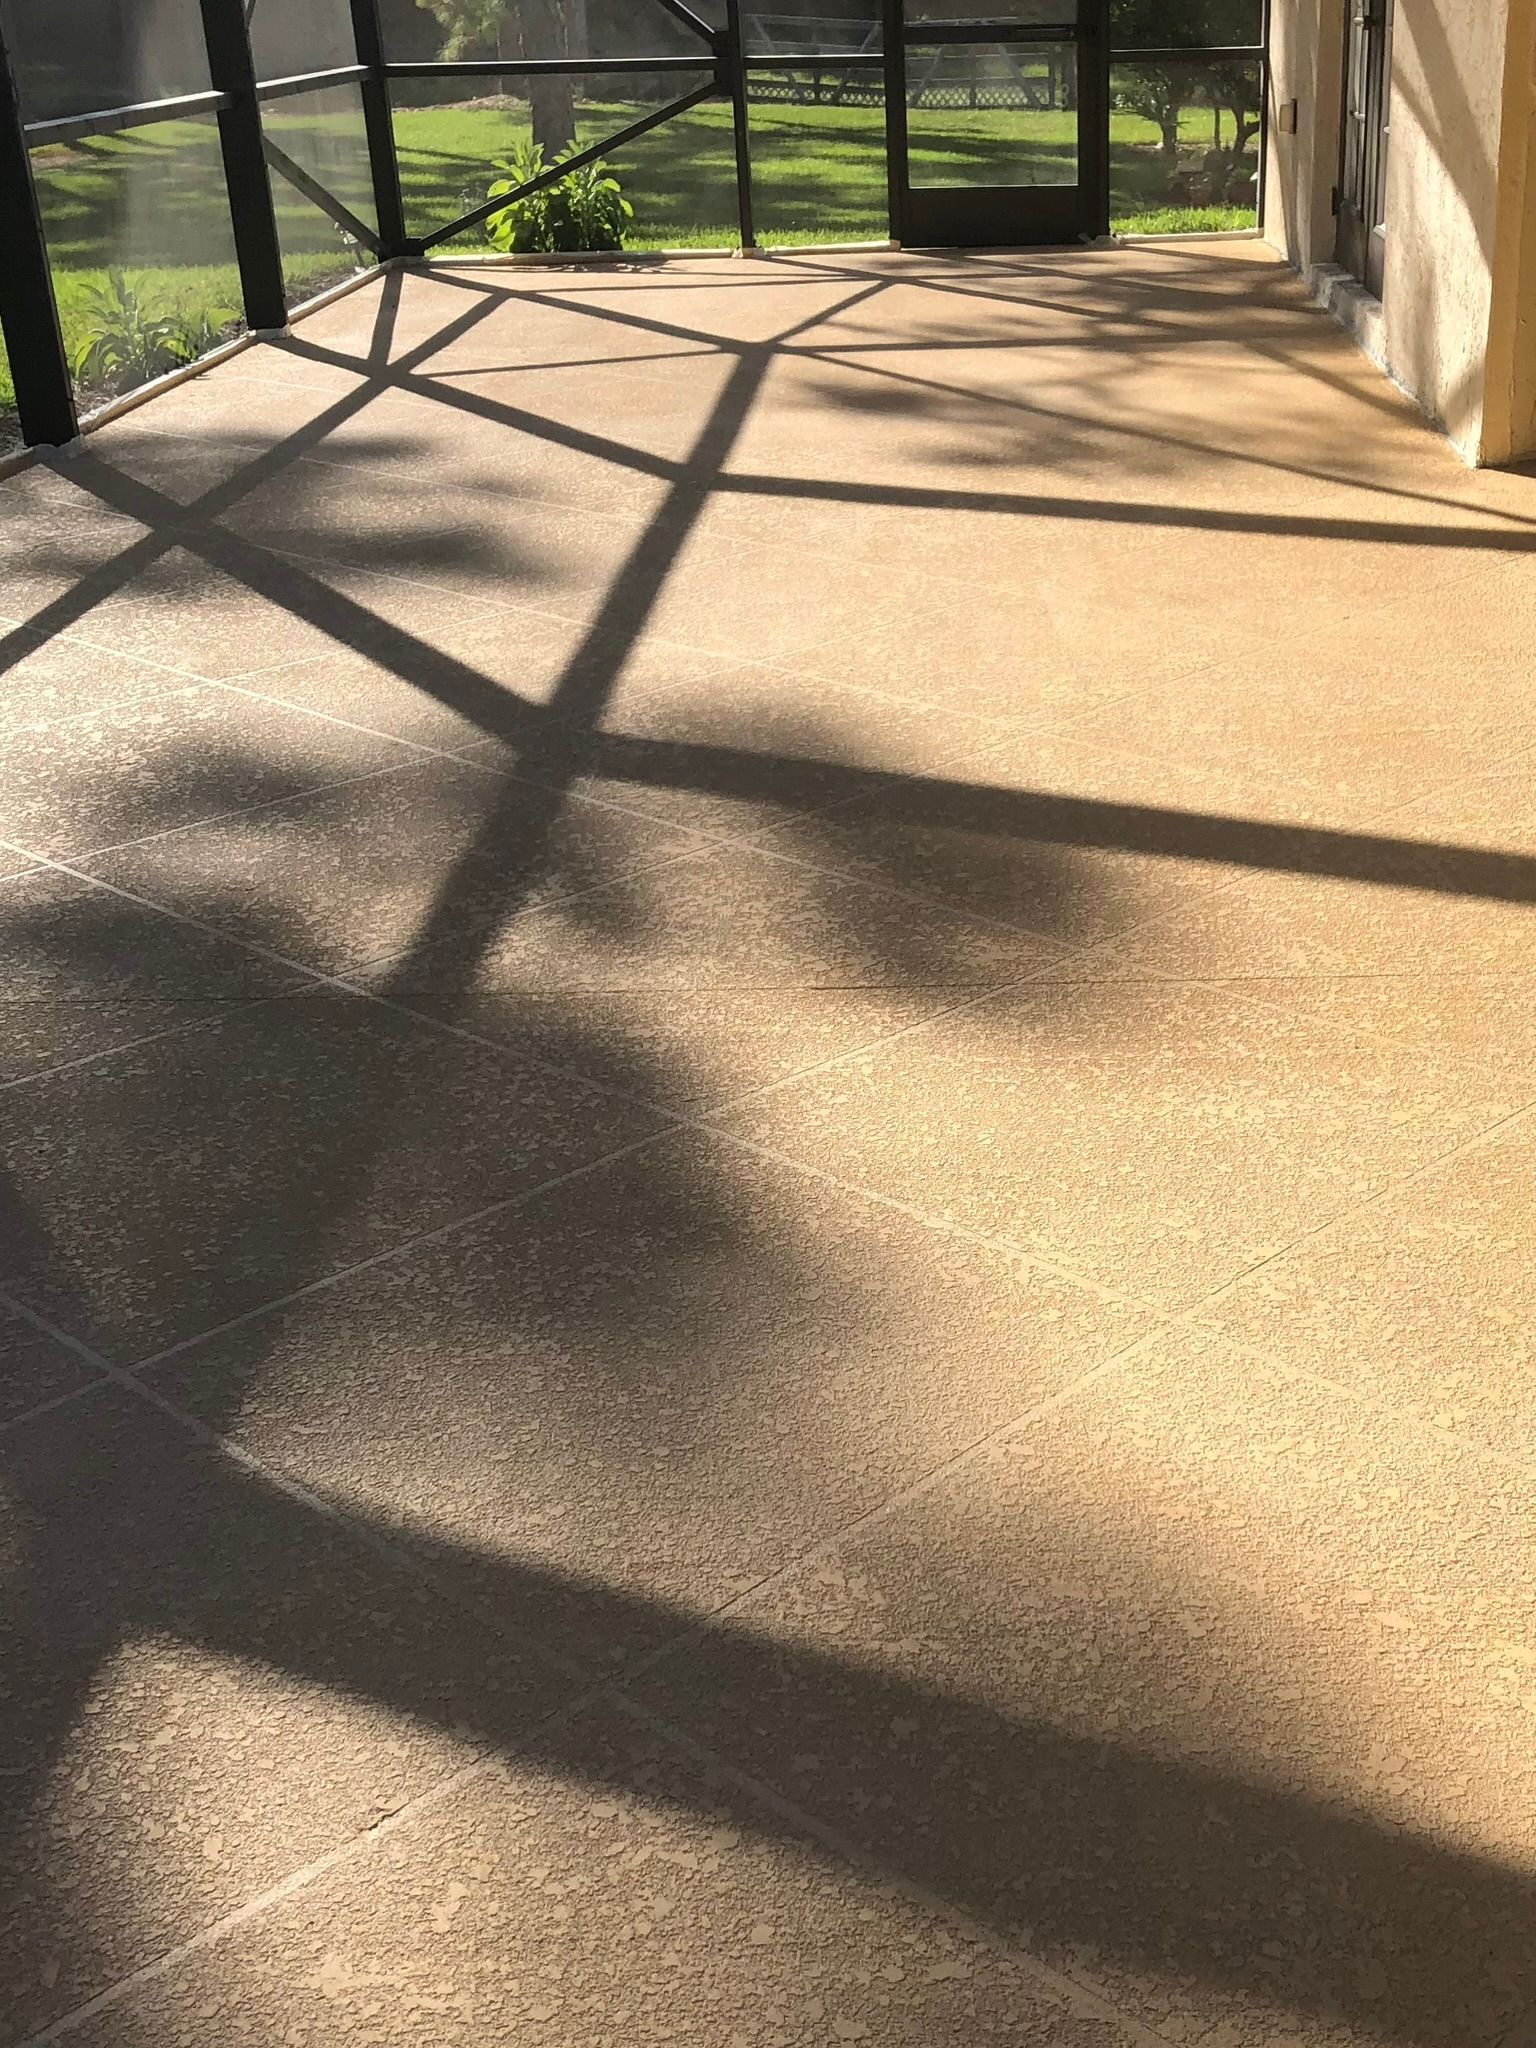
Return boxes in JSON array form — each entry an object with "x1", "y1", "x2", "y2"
[
  {"x1": 1082, "y1": 0, "x2": 1111, "y2": 239},
  {"x1": 882, "y1": 0, "x2": 907, "y2": 245},
  {"x1": 198, "y1": 0, "x2": 287, "y2": 331},
  {"x1": 722, "y1": 0, "x2": 755, "y2": 250},
  {"x1": 0, "y1": 7, "x2": 76, "y2": 446},
  {"x1": 1256, "y1": 0, "x2": 1274, "y2": 230},
  {"x1": 349, "y1": 0, "x2": 408, "y2": 258}
]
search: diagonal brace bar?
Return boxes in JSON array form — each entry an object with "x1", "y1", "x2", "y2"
[
  {"x1": 415, "y1": 82, "x2": 719, "y2": 252},
  {"x1": 262, "y1": 135, "x2": 382, "y2": 253},
  {"x1": 647, "y1": 0, "x2": 720, "y2": 45}
]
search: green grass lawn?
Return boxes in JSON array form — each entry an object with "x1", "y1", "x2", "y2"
[{"x1": 2, "y1": 91, "x2": 1254, "y2": 432}]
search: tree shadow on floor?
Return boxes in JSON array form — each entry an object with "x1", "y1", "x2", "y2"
[
  {"x1": 4, "y1": 249, "x2": 1536, "y2": 2047},
  {"x1": 0, "y1": 600, "x2": 1136, "y2": 2033}
]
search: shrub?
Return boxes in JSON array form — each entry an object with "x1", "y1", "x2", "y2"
[
  {"x1": 72, "y1": 268, "x2": 232, "y2": 392},
  {"x1": 484, "y1": 138, "x2": 633, "y2": 254}
]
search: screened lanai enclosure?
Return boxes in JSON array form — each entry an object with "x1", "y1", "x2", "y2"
[{"x1": 0, "y1": 0, "x2": 1266, "y2": 451}]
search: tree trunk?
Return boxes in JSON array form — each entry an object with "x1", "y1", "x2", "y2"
[
  {"x1": 530, "y1": 77, "x2": 577, "y2": 151},
  {"x1": 1159, "y1": 114, "x2": 1180, "y2": 159},
  {"x1": 516, "y1": 0, "x2": 578, "y2": 154}
]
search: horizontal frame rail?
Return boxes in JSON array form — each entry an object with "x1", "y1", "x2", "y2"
[
  {"x1": 741, "y1": 52, "x2": 884, "y2": 69},
  {"x1": 18, "y1": 46, "x2": 1268, "y2": 158},
  {"x1": 23, "y1": 88, "x2": 230, "y2": 144},
  {"x1": 17, "y1": 37, "x2": 1277, "y2": 150},
  {"x1": 254, "y1": 64, "x2": 369, "y2": 103},
  {"x1": 746, "y1": 40, "x2": 1265, "y2": 63},
  {"x1": 903, "y1": 20, "x2": 1083, "y2": 43},
  {"x1": 415, "y1": 79, "x2": 719, "y2": 252},
  {"x1": 384, "y1": 57, "x2": 718, "y2": 79},
  {"x1": 1110, "y1": 44, "x2": 1266, "y2": 60},
  {"x1": 741, "y1": 43, "x2": 1269, "y2": 66},
  {"x1": 18, "y1": 62, "x2": 383, "y2": 148}
]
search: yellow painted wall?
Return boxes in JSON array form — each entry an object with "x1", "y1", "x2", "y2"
[{"x1": 1482, "y1": 0, "x2": 1536, "y2": 462}]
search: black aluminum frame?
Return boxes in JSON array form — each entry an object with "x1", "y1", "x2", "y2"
[
  {"x1": 887, "y1": 0, "x2": 1112, "y2": 249},
  {"x1": 0, "y1": 5, "x2": 72, "y2": 446},
  {"x1": 1335, "y1": 0, "x2": 1393, "y2": 297},
  {"x1": 0, "y1": 0, "x2": 1270, "y2": 450}
]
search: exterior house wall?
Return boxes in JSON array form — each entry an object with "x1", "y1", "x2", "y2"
[
  {"x1": 1263, "y1": 0, "x2": 1346, "y2": 279},
  {"x1": 1482, "y1": 0, "x2": 1536, "y2": 462},
  {"x1": 1264, "y1": 0, "x2": 1536, "y2": 464}
]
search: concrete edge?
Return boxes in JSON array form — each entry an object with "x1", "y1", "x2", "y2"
[
  {"x1": 11, "y1": 260, "x2": 395, "y2": 464},
  {"x1": 0, "y1": 441, "x2": 39, "y2": 484},
  {"x1": 1110, "y1": 228, "x2": 1263, "y2": 244},
  {"x1": 1306, "y1": 260, "x2": 1388, "y2": 371},
  {"x1": 1304, "y1": 258, "x2": 1466, "y2": 460},
  {"x1": 429, "y1": 240, "x2": 899, "y2": 269}
]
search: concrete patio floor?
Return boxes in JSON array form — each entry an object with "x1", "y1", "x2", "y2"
[{"x1": 3, "y1": 238, "x2": 1536, "y2": 2047}]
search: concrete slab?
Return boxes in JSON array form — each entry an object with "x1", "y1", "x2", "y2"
[{"x1": 2, "y1": 243, "x2": 1534, "y2": 2046}]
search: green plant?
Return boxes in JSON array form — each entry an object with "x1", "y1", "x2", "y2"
[
  {"x1": 556, "y1": 152, "x2": 632, "y2": 252},
  {"x1": 484, "y1": 139, "x2": 632, "y2": 255},
  {"x1": 485, "y1": 137, "x2": 558, "y2": 253},
  {"x1": 71, "y1": 268, "x2": 230, "y2": 391}
]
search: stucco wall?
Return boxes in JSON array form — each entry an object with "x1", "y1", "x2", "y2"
[
  {"x1": 1264, "y1": 0, "x2": 1536, "y2": 462},
  {"x1": 1263, "y1": 0, "x2": 1345, "y2": 277},
  {"x1": 1384, "y1": 0, "x2": 1510, "y2": 452}
]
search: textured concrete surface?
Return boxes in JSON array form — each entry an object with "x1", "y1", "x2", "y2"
[{"x1": 2, "y1": 241, "x2": 1535, "y2": 2046}]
